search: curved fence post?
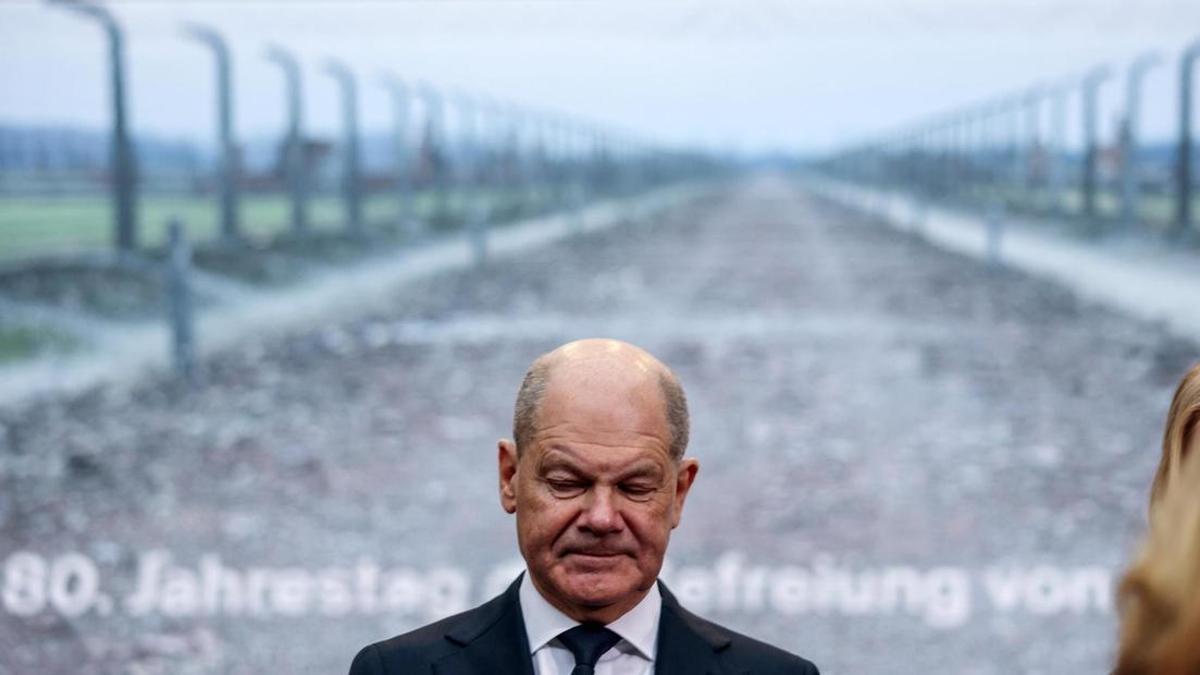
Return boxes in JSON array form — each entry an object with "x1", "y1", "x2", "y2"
[
  {"x1": 324, "y1": 59, "x2": 363, "y2": 236},
  {"x1": 1121, "y1": 52, "x2": 1163, "y2": 231},
  {"x1": 1024, "y1": 86, "x2": 1042, "y2": 203},
  {"x1": 381, "y1": 74, "x2": 412, "y2": 234},
  {"x1": 50, "y1": 0, "x2": 138, "y2": 252},
  {"x1": 1176, "y1": 38, "x2": 1200, "y2": 238},
  {"x1": 265, "y1": 46, "x2": 308, "y2": 234},
  {"x1": 453, "y1": 93, "x2": 487, "y2": 262},
  {"x1": 1081, "y1": 65, "x2": 1112, "y2": 223},
  {"x1": 1048, "y1": 81, "x2": 1070, "y2": 214},
  {"x1": 416, "y1": 83, "x2": 448, "y2": 227},
  {"x1": 183, "y1": 24, "x2": 239, "y2": 242}
]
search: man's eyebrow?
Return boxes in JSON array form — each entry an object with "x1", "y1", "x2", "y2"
[
  {"x1": 536, "y1": 450, "x2": 588, "y2": 474},
  {"x1": 538, "y1": 450, "x2": 664, "y2": 480},
  {"x1": 617, "y1": 463, "x2": 665, "y2": 481}
]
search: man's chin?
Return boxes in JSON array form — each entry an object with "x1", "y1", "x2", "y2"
[{"x1": 552, "y1": 566, "x2": 643, "y2": 608}]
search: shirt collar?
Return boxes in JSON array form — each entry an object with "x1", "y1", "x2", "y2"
[{"x1": 519, "y1": 571, "x2": 662, "y2": 661}]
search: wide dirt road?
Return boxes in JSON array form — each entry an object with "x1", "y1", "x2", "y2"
[{"x1": 2, "y1": 174, "x2": 1196, "y2": 674}]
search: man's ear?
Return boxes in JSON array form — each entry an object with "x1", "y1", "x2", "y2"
[
  {"x1": 498, "y1": 439, "x2": 519, "y2": 514},
  {"x1": 669, "y1": 458, "x2": 700, "y2": 529}
]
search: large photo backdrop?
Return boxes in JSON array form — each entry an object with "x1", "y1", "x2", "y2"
[{"x1": 3, "y1": 2, "x2": 1200, "y2": 673}]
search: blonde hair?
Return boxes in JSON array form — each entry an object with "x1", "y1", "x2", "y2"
[{"x1": 1114, "y1": 362, "x2": 1200, "y2": 675}]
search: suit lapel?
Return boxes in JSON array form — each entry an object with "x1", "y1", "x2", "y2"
[
  {"x1": 655, "y1": 581, "x2": 734, "y2": 675},
  {"x1": 432, "y1": 577, "x2": 535, "y2": 675},
  {"x1": 429, "y1": 577, "x2": 734, "y2": 675}
]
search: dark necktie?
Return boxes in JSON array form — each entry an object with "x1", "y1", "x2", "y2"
[{"x1": 557, "y1": 623, "x2": 622, "y2": 675}]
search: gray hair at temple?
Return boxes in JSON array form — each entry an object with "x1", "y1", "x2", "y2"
[{"x1": 511, "y1": 357, "x2": 690, "y2": 462}]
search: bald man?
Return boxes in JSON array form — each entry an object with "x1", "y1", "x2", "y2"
[{"x1": 349, "y1": 339, "x2": 819, "y2": 675}]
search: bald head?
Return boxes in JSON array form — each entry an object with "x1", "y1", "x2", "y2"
[{"x1": 512, "y1": 339, "x2": 690, "y2": 461}]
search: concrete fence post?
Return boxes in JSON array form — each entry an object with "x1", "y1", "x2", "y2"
[
  {"x1": 324, "y1": 59, "x2": 363, "y2": 236},
  {"x1": 1176, "y1": 38, "x2": 1200, "y2": 238},
  {"x1": 1120, "y1": 52, "x2": 1163, "y2": 231},
  {"x1": 166, "y1": 218, "x2": 195, "y2": 383},
  {"x1": 51, "y1": 0, "x2": 138, "y2": 251},
  {"x1": 184, "y1": 24, "x2": 239, "y2": 242},
  {"x1": 265, "y1": 46, "x2": 308, "y2": 234},
  {"x1": 986, "y1": 201, "x2": 1006, "y2": 266},
  {"x1": 417, "y1": 83, "x2": 449, "y2": 228},
  {"x1": 381, "y1": 74, "x2": 413, "y2": 236},
  {"x1": 1081, "y1": 65, "x2": 1112, "y2": 224}
]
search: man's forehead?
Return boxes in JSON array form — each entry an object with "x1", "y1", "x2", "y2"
[
  {"x1": 535, "y1": 441, "x2": 672, "y2": 473},
  {"x1": 534, "y1": 417, "x2": 668, "y2": 442},
  {"x1": 536, "y1": 372, "x2": 667, "y2": 429},
  {"x1": 530, "y1": 412, "x2": 674, "y2": 463}
]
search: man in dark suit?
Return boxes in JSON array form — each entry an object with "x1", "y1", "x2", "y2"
[{"x1": 349, "y1": 338, "x2": 820, "y2": 674}]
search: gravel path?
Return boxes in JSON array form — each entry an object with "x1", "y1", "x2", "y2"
[{"x1": 1, "y1": 174, "x2": 1196, "y2": 674}]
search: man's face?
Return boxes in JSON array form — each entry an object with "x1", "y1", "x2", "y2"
[{"x1": 498, "y1": 367, "x2": 698, "y2": 622}]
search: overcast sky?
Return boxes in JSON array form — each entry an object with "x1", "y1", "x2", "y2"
[{"x1": 2, "y1": 0, "x2": 1198, "y2": 156}]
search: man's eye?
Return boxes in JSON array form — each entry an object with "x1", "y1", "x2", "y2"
[
  {"x1": 547, "y1": 480, "x2": 585, "y2": 493},
  {"x1": 621, "y1": 484, "x2": 655, "y2": 496}
]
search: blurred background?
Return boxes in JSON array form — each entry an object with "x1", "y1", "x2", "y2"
[{"x1": 2, "y1": 1, "x2": 1199, "y2": 673}]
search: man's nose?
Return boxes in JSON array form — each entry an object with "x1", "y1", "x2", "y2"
[{"x1": 578, "y1": 486, "x2": 624, "y2": 534}]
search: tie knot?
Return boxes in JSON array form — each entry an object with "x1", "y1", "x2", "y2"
[{"x1": 557, "y1": 623, "x2": 622, "y2": 670}]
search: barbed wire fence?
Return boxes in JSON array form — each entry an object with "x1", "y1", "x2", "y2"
[
  {"x1": 0, "y1": 0, "x2": 727, "y2": 377},
  {"x1": 813, "y1": 34, "x2": 1200, "y2": 243}
]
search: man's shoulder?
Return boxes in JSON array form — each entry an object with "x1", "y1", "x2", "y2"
[
  {"x1": 672, "y1": 599, "x2": 821, "y2": 674},
  {"x1": 348, "y1": 598, "x2": 503, "y2": 675},
  {"x1": 719, "y1": 623, "x2": 821, "y2": 674},
  {"x1": 349, "y1": 612, "x2": 460, "y2": 672}
]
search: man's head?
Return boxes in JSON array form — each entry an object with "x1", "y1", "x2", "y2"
[{"x1": 498, "y1": 338, "x2": 699, "y2": 624}]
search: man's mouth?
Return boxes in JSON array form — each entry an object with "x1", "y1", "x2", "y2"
[{"x1": 564, "y1": 549, "x2": 626, "y2": 558}]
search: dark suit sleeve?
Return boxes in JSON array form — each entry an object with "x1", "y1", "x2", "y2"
[
  {"x1": 348, "y1": 643, "x2": 386, "y2": 675},
  {"x1": 778, "y1": 653, "x2": 820, "y2": 675},
  {"x1": 753, "y1": 646, "x2": 819, "y2": 674},
  {"x1": 786, "y1": 653, "x2": 820, "y2": 675}
]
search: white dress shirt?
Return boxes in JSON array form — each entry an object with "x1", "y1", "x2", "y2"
[{"x1": 519, "y1": 572, "x2": 661, "y2": 675}]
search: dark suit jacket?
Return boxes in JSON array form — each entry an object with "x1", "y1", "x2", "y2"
[{"x1": 348, "y1": 576, "x2": 819, "y2": 675}]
